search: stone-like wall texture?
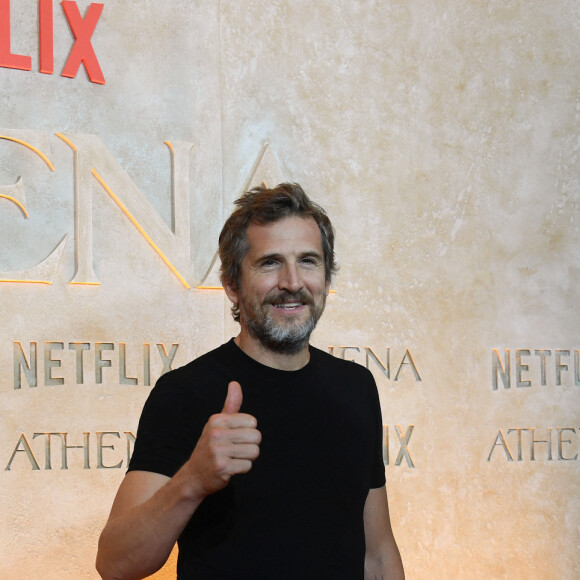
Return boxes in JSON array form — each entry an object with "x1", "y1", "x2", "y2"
[{"x1": 1, "y1": 1, "x2": 578, "y2": 578}]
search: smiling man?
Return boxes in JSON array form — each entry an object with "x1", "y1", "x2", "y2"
[{"x1": 96, "y1": 183, "x2": 404, "y2": 580}]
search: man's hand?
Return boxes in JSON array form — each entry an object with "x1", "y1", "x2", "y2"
[{"x1": 186, "y1": 381, "x2": 261, "y2": 498}]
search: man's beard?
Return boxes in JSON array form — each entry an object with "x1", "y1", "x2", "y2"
[{"x1": 239, "y1": 289, "x2": 326, "y2": 354}]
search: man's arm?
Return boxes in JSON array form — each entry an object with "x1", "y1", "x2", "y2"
[
  {"x1": 363, "y1": 485, "x2": 405, "y2": 580},
  {"x1": 96, "y1": 381, "x2": 260, "y2": 580},
  {"x1": 96, "y1": 469, "x2": 201, "y2": 580}
]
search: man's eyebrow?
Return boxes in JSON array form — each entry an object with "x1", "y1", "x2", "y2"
[
  {"x1": 256, "y1": 252, "x2": 282, "y2": 262},
  {"x1": 248, "y1": 252, "x2": 282, "y2": 267},
  {"x1": 304, "y1": 250, "x2": 322, "y2": 256},
  {"x1": 299, "y1": 250, "x2": 324, "y2": 260},
  {"x1": 253, "y1": 250, "x2": 323, "y2": 263}
]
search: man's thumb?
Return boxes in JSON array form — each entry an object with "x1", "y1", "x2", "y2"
[{"x1": 222, "y1": 381, "x2": 243, "y2": 414}]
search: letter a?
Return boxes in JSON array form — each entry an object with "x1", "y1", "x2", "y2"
[
  {"x1": 5, "y1": 434, "x2": 41, "y2": 470},
  {"x1": 487, "y1": 429, "x2": 514, "y2": 462}
]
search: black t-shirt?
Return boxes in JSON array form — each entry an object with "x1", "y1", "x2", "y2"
[{"x1": 129, "y1": 339, "x2": 386, "y2": 579}]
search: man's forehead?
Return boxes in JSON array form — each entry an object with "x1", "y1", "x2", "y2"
[{"x1": 245, "y1": 216, "x2": 323, "y2": 255}]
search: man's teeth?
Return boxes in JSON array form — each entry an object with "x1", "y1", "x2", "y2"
[{"x1": 274, "y1": 302, "x2": 301, "y2": 309}]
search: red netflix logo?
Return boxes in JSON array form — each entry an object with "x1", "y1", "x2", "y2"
[{"x1": 0, "y1": 0, "x2": 105, "y2": 84}]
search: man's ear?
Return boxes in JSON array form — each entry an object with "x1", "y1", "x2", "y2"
[
  {"x1": 223, "y1": 282, "x2": 239, "y2": 306},
  {"x1": 325, "y1": 279, "x2": 331, "y2": 296}
]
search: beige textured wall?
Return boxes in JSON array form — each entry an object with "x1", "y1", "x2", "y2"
[{"x1": 1, "y1": 1, "x2": 578, "y2": 578}]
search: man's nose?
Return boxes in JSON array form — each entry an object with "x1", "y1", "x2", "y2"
[{"x1": 278, "y1": 263, "x2": 302, "y2": 293}]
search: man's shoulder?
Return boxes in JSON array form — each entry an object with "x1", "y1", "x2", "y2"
[
  {"x1": 155, "y1": 340, "x2": 234, "y2": 388},
  {"x1": 183, "y1": 340, "x2": 232, "y2": 370},
  {"x1": 309, "y1": 344, "x2": 374, "y2": 380}
]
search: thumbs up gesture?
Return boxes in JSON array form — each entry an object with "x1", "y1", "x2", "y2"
[
  {"x1": 221, "y1": 380, "x2": 244, "y2": 414},
  {"x1": 185, "y1": 381, "x2": 261, "y2": 498}
]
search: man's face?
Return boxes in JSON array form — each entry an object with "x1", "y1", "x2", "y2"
[{"x1": 227, "y1": 215, "x2": 330, "y2": 354}]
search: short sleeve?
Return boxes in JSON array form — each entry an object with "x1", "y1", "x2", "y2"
[{"x1": 128, "y1": 371, "x2": 205, "y2": 478}]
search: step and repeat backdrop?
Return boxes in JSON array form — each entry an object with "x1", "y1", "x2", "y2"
[{"x1": 1, "y1": 1, "x2": 578, "y2": 578}]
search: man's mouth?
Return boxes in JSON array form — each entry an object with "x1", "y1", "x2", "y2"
[
  {"x1": 267, "y1": 290, "x2": 313, "y2": 312},
  {"x1": 273, "y1": 302, "x2": 303, "y2": 310}
]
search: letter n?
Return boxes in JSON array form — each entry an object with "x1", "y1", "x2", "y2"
[
  {"x1": 492, "y1": 349, "x2": 510, "y2": 390},
  {"x1": 57, "y1": 133, "x2": 194, "y2": 287},
  {"x1": 13, "y1": 341, "x2": 37, "y2": 389}
]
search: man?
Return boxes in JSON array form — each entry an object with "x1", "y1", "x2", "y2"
[{"x1": 96, "y1": 183, "x2": 404, "y2": 580}]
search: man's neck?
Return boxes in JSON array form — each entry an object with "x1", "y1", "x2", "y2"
[{"x1": 234, "y1": 332, "x2": 310, "y2": 371}]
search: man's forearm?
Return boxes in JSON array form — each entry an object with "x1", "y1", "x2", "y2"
[
  {"x1": 364, "y1": 548, "x2": 405, "y2": 580},
  {"x1": 96, "y1": 471, "x2": 204, "y2": 580}
]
